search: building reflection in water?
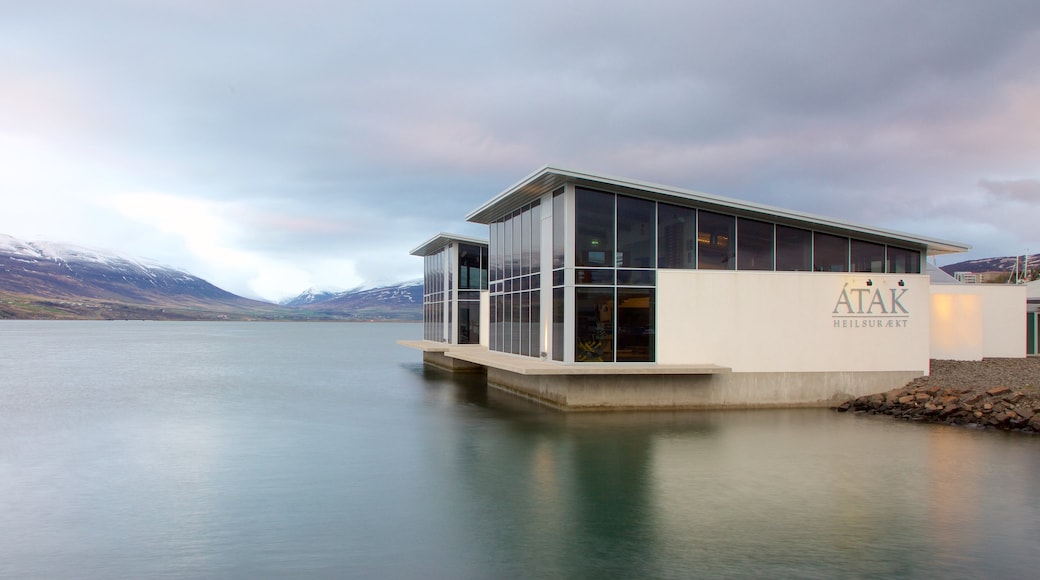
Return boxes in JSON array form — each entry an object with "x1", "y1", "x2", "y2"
[{"x1": 421, "y1": 369, "x2": 1040, "y2": 577}]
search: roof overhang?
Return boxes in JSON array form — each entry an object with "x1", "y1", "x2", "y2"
[
  {"x1": 409, "y1": 232, "x2": 488, "y2": 257},
  {"x1": 466, "y1": 165, "x2": 971, "y2": 257}
]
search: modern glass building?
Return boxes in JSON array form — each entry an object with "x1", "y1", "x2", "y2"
[
  {"x1": 404, "y1": 167, "x2": 1026, "y2": 409},
  {"x1": 410, "y1": 234, "x2": 488, "y2": 345},
  {"x1": 467, "y1": 167, "x2": 942, "y2": 365}
]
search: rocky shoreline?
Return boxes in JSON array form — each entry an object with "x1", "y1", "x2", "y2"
[{"x1": 836, "y1": 358, "x2": 1040, "y2": 433}]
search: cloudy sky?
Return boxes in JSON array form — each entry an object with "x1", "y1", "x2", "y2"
[{"x1": 3, "y1": 0, "x2": 1038, "y2": 301}]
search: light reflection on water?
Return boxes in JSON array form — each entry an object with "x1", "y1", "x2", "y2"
[{"x1": 1, "y1": 321, "x2": 1038, "y2": 579}]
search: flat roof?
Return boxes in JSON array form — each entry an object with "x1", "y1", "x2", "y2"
[
  {"x1": 409, "y1": 232, "x2": 488, "y2": 257},
  {"x1": 466, "y1": 165, "x2": 971, "y2": 256}
]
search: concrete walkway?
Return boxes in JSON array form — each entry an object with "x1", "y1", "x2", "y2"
[{"x1": 397, "y1": 340, "x2": 730, "y2": 376}]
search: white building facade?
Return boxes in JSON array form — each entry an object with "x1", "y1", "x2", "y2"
[{"x1": 406, "y1": 166, "x2": 1027, "y2": 409}]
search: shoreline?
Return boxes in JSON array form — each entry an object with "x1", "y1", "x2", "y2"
[{"x1": 836, "y1": 358, "x2": 1040, "y2": 433}]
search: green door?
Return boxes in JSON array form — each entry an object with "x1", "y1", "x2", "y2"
[{"x1": 1029, "y1": 312, "x2": 1037, "y2": 355}]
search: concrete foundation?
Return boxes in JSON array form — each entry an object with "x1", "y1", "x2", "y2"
[
  {"x1": 486, "y1": 368, "x2": 923, "y2": 411},
  {"x1": 422, "y1": 351, "x2": 486, "y2": 372},
  {"x1": 400, "y1": 340, "x2": 921, "y2": 411}
]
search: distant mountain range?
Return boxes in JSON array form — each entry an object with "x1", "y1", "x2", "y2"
[
  {"x1": 0, "y1": 234, "x2": 421, "y2": 321},
  {"x1": 279, "y1": 282, "x2": 422, "y2": 320},
  {"x1": 940, "y1": 253, "x2": 1039, "y2": 280}
]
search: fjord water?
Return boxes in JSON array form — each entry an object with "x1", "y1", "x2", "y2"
[{"x1": 2, "y1": 322, "x2": 1038, "y2": 578}]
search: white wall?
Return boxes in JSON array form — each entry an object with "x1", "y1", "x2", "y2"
[
  {"x1": 657, "y1": 271, "x2": 931, "y2": 373},
  {"x1": 929, "y1": 284, "x2": 1026, "y2": 359},
  {"x1": 930, "y1": 293, "x2": 984, "y2": 360}
]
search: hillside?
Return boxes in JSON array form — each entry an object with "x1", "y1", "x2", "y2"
[
  {"x1": 0, "y1": 235, "x2": 420, "y2": 321},
  {"x1": 281, "y1": 281, "x2": 422, "y2": 320},
  {"x1": 941, "y1": 253, "x2": 1039, "y2": 280}
]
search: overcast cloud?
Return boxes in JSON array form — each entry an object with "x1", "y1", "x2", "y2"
[{"x1": 2, "y1": 0, "x2": 1038, "y2": 301}]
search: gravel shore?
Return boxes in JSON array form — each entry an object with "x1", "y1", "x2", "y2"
[{"x1": 837, "y1": 358, "x2": 1040, "y2": 432}]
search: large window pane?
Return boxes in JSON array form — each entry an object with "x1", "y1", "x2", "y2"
[
  {"x1": 850, "y1": 239, "x2": 885, "y2": 273},
  {"x1": 521, "y1": 207, "x2": 532, "y2": 277},
  {"x1": 658, "y1": 203, "x2": 697, "y2": 269},
  {"x1": 459, "y1": 301, "x2": 479, "y2": 344},
  {"x1": 530, "y1": 290, "x2": 541, "y2": 357},
  {"x1": 530, "y1": 202, "x2": 541, "y2": 275},
  {"x1": 492, "y1": 221, "x2": 503, "y2": 282},
  {"x1": 617, "y1": 195, "x2": 655, "y2": 268},
  {"x1": 737, "y1": 218, "x2": 774, "y2": 271},
  {"x1": 480, "y1": 247, "x2": 488, "y2": 289},
  {"x1": 512, "y1": 210, "x2": 522, "y2": 278},
  {"x1": 616, "y1": 288, "x2": 654, "y2": 362},
  {"x1": 518, "y1": 291, "x2": 530, "y2": 356},
  {"x1": 887, "y1": 247, "x2": 921, "y2": 274},
  {"x1": 458, "y1": 243, "x2": 484, "y2": 289},
  {"x1": 776, "y1": 226, "x2": 811, "y2": 271},
  {"x1": 504, "y1": 217, "x2": 513, "y2": 279},
  {"x1": 552, "y1": 287, "x2": 564, "y2": 361},
  {"x1": 514, "y1": 292, "x2": 526, "y2": 355},
  {"x1": 575, "y1": 287, "x2": 614, "y2": 362},
  {"x1": 552, "y1": 191, "x2": 565, "y2": 269},
  {"x1": 814, "y1": 233, "x2": 849, "y2": 272},
  {"x1": 576, "y1": 269, "x2": 614, "y2": 285},
  {"x1": 698, "y1": 211, "x2": 735, "y2": 270},
  {"x1": 575, "y1": 188, "x2": 615, "y2": 267},
  {"x1": 490, "y1": 295, "x2": 499, "y2": 351}
]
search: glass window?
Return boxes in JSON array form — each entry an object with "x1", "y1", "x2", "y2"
[
  {"x1": 616, "y1": 288, "x2": 654, "y2": 362},
  {"x1": 458, "y1": 243, "x2": 485, "y2": 289},
  {"x1": 575, "y1": 188, "x2": 615, "y2": 267},
  {"x1": 518, "y1": 291, "x2": 530, "y2": 356},
  {"x1": 814, "y1": 233, "x2": 849, "y2": 272},
  {"x1": 617, "y1": 195, "x2": 655, "y2": 268},
  {"x1": 530, "y1": 290, "x2": 541, "y2": 358},
  {"x1": 552, "y1": 287, "x2": 564, "y2": 362},
  {"x1": 737, "y1": 218, "x2": 774, "y2": 271},
  {"x1": 575, "y1": 287, "x2": 614, "y2": 362},
  {"x1": 617, "y1": 270, "x2": 655, "y2": 286},
  {"x1": 887, "y1": 247, "x2": 921, "y2": 274},
  {"x1": 503, "y1": 217, "x2": 513, "y2": 280},
  {"x1": 530, "y1": 202, "x2": 541, "y2": 275},
  {"x1": 698, "y1": 211, "x2": 735, "y2": 270},
  {"x1": 502, "y1": 293, "x2": 512, "y2": 354},
  {"x1": 850, "y1": 239, "x2": 885, "y2": 273},
  {"x1": 489, "y1": 225, "x2": 497, "y2": 284},
  {"x1": 480, "y1": 246, "x2": 488, "y2": 289},
  {"x1": 576, "y1": 269, "x2": 614, "y2": 285},
  {"x1": 552, "y1": 191, "x2": 565, "y2": 269},
  {"x1": 657, "y1": 203, "x2": 696, "y2": 269},
  {"x1": 458, "y1": 301, "x2": 479, "y2": 344},
  {"x1": 776, "y1": 226, "x2": 811, "y2": 271},
  {"x1": 552, "y1": 269, "x2": 564, "y2": 287},
  {"x1": 512, "y1": 210, "x2": 522, "y2": 278},
  {"x1": 521, "y1": 206, "x2": 532, "y2": 277}
]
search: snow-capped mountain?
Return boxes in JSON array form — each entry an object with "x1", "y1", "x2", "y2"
[
  {"x1": 280, "y1": 288, "x2": 345, "y2": 307},
  {"x1": 0, "y1": 234, "x2": 423, "y2": 320},
  {"x1": 0, "y1": 234, "x2": 280, "y2": 319},
  {"x1": 282, "y1": 280, "x2": 422, "y2": 319}
]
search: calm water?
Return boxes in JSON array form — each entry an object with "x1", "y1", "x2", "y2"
[{"x1": 1, "y1": 322, "x2": 1038, "y2": 579}]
